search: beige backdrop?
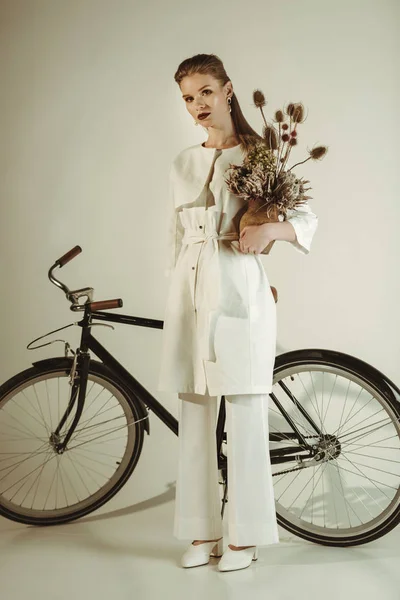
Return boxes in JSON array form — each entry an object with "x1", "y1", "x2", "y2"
[{"x1": 0, "y1": 0, "x2": 399, "y2": 514}]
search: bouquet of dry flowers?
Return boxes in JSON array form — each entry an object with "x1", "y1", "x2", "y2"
[{"x1": 225, "y1": 90, "x2": 328, "y2": 254}]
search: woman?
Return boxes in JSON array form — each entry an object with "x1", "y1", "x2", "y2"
[{"x1": 157, "y1": 54, "x2": 318, "y2": 571}]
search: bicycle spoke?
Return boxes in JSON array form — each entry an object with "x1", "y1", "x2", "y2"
[
  {"x1": 332, "y1": 383, "x2": 364, "y2": 439},
  {"x1": 336, "y1": 407, "x2": 387, "y2": 441},
  {"x1": 298, "y1": 461, "x2": 328, "y2": 520},
  {"x1": 339, "y1": 415, "x2": 395, "y2": 442},
  {"x1": 0, "y1": 443, "x2": 51, "y2": 474},
  {"x1": 286, "y1": 461, "x2": 325, "y2": 512},
  {"x1": 345, "y1": 449, "x2": 400, "y2": 466},
  {"x1": 10, "y1": 391, "x2": 49, "y2": 435},
  {"x1": 64, "y1": 452, "x2": 110, "y2": 487},
  {"x1": 275, "y1": 467, "x2": 304, "y2": 500},
  {"x1": 67, "y1": 416, "x2": 147, "y2": 451},
  {"x1": 45, "y1": 379, "x2": 53, "y2": 433},
  {"x1": 325, "y1": 462, "x2": 340, "y2": 527},
  {"x1": 330, "y1": 459, "x2": 360, "y2": 527},
  {"x1": 2, "y1": 450, "x2": 57, "y2": 498},
  {"x1": 0, "y1": 407, "x2": 47, "y2": 444},
  {"x1": 71, "y1": 447, "x2": 123, "y2": 469},
  {"x1": 335, "y1": 378, "x2": 352, "y2": 438},
  {"x1": 60, "y1": 453, "x2": 89, "y2": 503},
  {"x1": 70, "y1": 413, "x2": 129, "y2": 440},
  {"x1": 343, "y1": 435, "x2": 399, "y2": 450},
  {"x1": 334, "y1": 455, "x2": 396, "y2": 495},
  {"x1": 32, "y1": 382, "x2": 51, "y2": 438},
  {"x1": 20, "y1": 448, "x2": 55, "y2": 509},
  {"x1": 335, "y1": 460, "x2": 387, "y2": 514},
  {"x1": 297, "y1": 371, "x2": 326, "y2": 435},
  {"x1": 321, "y1": 373, "x2": 337, "y2": 431},
  {"x1": 339, "y1": 454, "x2": 400, "y2": 479},
  {"x1": 332, "y1": 394, "x2": 378, "y2": 438}
]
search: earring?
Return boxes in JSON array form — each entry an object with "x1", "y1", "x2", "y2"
[
  {"x1": 227, "y1": 96, "x2": 232, "y2": 113},
  {"x1": 194, "y1": 120, "x2": 198, "y2": 126}
]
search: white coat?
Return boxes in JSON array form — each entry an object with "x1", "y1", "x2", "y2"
[{"x1": 157, "y1": 142, "x2": 318, "y2": 396}]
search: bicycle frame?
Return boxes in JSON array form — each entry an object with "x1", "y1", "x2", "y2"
[{"x1": 53, "y1": 303, "x2": 318, "y2": 467}]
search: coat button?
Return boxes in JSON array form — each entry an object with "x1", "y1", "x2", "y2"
[
  {"x1": 199, "y1": 225, "x2": 203, "y2": 228},
  {"x1": 192, "y1": 266, "x2": 195, "y2": 270}
]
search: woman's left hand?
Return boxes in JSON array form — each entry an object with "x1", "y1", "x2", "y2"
[{"x1": 239, "y1": 223, "x2": 275, "y2": 254}]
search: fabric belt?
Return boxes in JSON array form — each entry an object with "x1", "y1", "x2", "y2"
[{"x1": 182, "y1": 231, "x2": 240, "y2": 245}]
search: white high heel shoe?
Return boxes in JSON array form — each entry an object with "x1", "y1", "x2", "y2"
[
  {"x1": 180, "y1": 537, "x2": 224, "y2": 568},
  {"x1": 217, "y1": 545, "x2": 258, "y2": 572}
]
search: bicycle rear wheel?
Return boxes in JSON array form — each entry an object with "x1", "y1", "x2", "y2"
[
  {"x1": 0, "y1": 359, "x2": 147, "y2": 525},
  {"x1": 269, "y1": 351, "x2": 400, "y2": 546}
]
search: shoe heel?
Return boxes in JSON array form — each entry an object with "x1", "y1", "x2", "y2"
[
  {"x1": 252, "y1": 547, "x2": 258, "y2": 561},
  {"x1": 210, "y1": 537, "x2": 224, "y2": 558}
]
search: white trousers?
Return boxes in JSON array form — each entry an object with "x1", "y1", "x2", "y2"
[{"x1": 173, "y1": 391, "x2": 280, "y2": 547}]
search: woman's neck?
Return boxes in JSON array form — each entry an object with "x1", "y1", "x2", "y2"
[
  {"x1": 203, "y1": 127, "x2": 239, "y2": 149},
  {"x1": 203, "y1": 138, "x2": 239, "y2": 149}
]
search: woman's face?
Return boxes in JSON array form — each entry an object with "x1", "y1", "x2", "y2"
[{"x1": 180, "y1": 73, "x2": 232, "y2": 127}]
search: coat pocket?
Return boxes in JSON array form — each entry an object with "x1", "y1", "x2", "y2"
[{"x1": 203, "y1": 315, "x2": 251, "y2": 391}]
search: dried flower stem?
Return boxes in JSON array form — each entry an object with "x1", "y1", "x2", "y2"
[
  {"x1": 279, "y1": 149, "x2": 290, "y2": 176},
  {"x1": 278, "y1": 119, "x2": 297, "y2": 176},
  {"x1": 288, "y1": 156, "x2": 312, "y2": 171},
  {"x1": 259, "y1": 106, "x2": 269, "y2": 129},
  {"x1": 276, "y1": 115, "x2": 291, "y2": 177},
  {"x1": 276, "y1": 122, "x2": 282, "y2": 176}
]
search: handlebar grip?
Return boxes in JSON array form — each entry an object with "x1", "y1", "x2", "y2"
[
  {"x1": 89, "y1": 299, "x2": 123, "y2": 311},
  {"x1": 56, "y1": 246, "x2": 82, "y2": 267}
]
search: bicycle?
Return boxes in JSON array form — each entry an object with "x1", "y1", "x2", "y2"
[{"x1": 0, "y1": 245, "x2": 399, "y2": 548}]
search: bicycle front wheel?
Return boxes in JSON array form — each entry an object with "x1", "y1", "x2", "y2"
[
  {"x1": 0, "y1": 358, "x2": 147, "y2": 525},
  {"x1": 269, "y1": 349, "x2": 400, "y2": 546}
]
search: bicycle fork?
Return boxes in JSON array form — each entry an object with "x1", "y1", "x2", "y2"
[{"x1": 50, "y1": 350, "x2": 91, "y2": 453}]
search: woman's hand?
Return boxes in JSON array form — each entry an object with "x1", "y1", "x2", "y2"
[{"x1": 239, "y1": 223, "x2": 275, "y2": 254}]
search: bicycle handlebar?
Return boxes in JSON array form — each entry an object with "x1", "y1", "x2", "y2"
[
  {"x1": 49, "y1": 245, "x2": 123, "y2": 311},
  {"x1": 89, "y1": 299, "x2": 123, "y2": 311},
  {"x1": 56, "y1": 245, "x2": 82, "y2": 268}
]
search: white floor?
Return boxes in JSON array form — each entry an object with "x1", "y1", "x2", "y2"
[{"x1": 1, "y1": 489, "x2": 400, "y2": 600}]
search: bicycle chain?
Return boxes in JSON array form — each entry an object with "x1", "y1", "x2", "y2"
[{"x1": 273, "y1": 464, "x2": 310, "y2": 476}]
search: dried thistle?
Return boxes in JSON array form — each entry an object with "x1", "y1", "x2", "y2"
[
  {"x1": 292, "y1": 103, "x2": 306, "y2": 124},
  {"x1": 288, "y1": 145, "x2": 328, "y2": 171},
  {"x1": 262, "y1": 125, "x2": 279, "y2": 150},
  {"x1": 286, "y1": 103, "x2": 296, "y2": 117},
  {"x1": 253, "y1": 89, "x2": 266, "y2": 108},
  {"x1": 253, "y1": 89, "x2": 268, "y2": 128}
]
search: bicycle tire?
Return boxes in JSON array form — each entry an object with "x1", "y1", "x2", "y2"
[
  {"x1": 0, "y1": 358, "x2": 147, "y2": 526},
  {"x1": 270, "y1": 348, "x2": 400, "y2": 547}
]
